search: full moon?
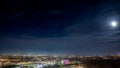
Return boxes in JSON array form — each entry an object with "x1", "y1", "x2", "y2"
[{"x1": 110, "y1": 21, "x2": 118, "y2": 28}]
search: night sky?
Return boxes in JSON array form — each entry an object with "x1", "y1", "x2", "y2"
[{"x1": 1, "y1": 0, "x2": 120, "y2": 56}]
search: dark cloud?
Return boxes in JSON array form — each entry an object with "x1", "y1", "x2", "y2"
[
  {"x1": 1, "y1": 0, "x2": 120, "y2": 55},
  {"x1": 1, "y1": 27, "x2": 120, "y2": 55}
]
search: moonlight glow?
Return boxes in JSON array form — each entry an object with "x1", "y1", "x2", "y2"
[{"x1": 110, "y1": 21, "x2": 118, "y2": 28}]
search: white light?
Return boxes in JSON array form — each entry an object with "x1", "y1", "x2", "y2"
[{"x1": 111, "y1": 21, "x2": 118, "y2": 27}]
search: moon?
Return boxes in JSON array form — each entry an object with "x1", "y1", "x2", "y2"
[{"x1": 110, "y1": 21, "x2": 118, "y2": 28}]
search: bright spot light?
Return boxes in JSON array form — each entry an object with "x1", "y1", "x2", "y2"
[{"x1": 111, "y1": 21, "x2": 118, "y2": 27}]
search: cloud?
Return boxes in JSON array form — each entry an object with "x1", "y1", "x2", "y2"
[
  {"x1": 1, "y1": 14, "x2": 120, "y2": 55},
  {"x1": 3, "y1": 12, "x2": 24, "y2": 20},
  {"x1": 49, "y1": 10, "x2": 64, "y2": 15},
  {"x1": 1, "y1": 1, "x2": 120, "y2": 55},
  {"x1": 1, "y1": 29, "x2": 119, "y2": 55}
]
